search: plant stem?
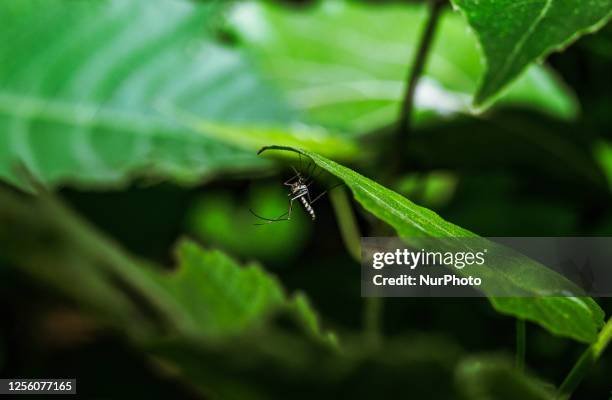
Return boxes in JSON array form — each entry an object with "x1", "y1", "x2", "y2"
[
  {"x1": 329, "y1": 186, "x2": 361, "y2": 263},
  {"x1": 395, "y1": 0, "x2": 445, "y2": 153},
  {"x1": 364, "y1": 297, "x2": 383, "y2": 349},
  {"x1": 557, "y1": 316, "x2": 612, "y2": 399},
  {"x1": 329, "y1": 186, "x2": 383, "y2": 349},
  {"x1": 515, "y1": 319, "x2": 526, "y2": 371}
]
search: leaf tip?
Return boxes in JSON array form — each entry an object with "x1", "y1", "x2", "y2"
[{"x1": 257, "y1": 145, "x2": 302, "y2": 156}]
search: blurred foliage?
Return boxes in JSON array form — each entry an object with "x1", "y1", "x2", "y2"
[
  {"x1": 0, "y1": 0, "x2": 611, "y2": 398},
  {"x1": 186, "y1": 184, "x2": 311, "y2": 262},
  {"x1": 396, "y1": 171, "x2": 458, "y2": 208},
  {"x1": 595, "y1": 140, "x2": 612, "y2": 190},
  {"x1": 0, "y1": 185, "x2": 336, "y2": 342},
  {"x1": 406, "y1": 110, "x2": 607, "y2": 188},
  {"x1": 231, "y1": 1, "x2": 577, "y2": 133},
  {"x1": 0, "y1": 185, "x2": 339, "y2": 394},
  {"x1": 454, "y1": 355, "x2": 556, "y2": 400},
  {"x1": 0, "y1": 0, "x2": 357, "y2": 190}
]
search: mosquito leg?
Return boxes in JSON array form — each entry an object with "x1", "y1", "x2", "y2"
[
  {"x1": 296, "y1": 159, "x2": 307, "y2": 181},
  {"x1": 286, "y1": 197, "x2": 294, "y2": 220},
  {"x1": 306, "y1": 160, "x2": 314, "y2": 181},
  {"x1": 310, "y1": 182, "x2": 345, "y2": 205},
  {"x1": 251, "y1": 196, "x2": 296, "y2": 224},
  {"x1": 311, "y1": 167, "x2": 323, "y2": 181},
  {"x1": 250, "y1": 208, "x2": 290, "y2": 224},
  {"x1": 284, "y1": 168, "x2": 301, "y2": 185},
  {"x1": 298, "y1": 153, "x2": 303, "y2": 176},
  {"x1": 290, "y1": 192, "x2": 307, "y2": 201},
  {"x1": 304, "y1": 164, "x2": 323, "y2": 186},
  {"x1": 309, "y1": 190, "x2": 327, "y2": 206}
]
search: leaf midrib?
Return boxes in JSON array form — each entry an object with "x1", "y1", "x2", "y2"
[
  {"x1": 311, "y1": 155, "x2": 459, "y2": 237},
  {"x1": 307, "y1": 150, "x2": 598, "y2": 315},
  {"x1": 486, "y1": 0, "x2": 553, "y2": 93},
  {"x1": 0, "y1": 91, "x2": 180, "y2": 136}
]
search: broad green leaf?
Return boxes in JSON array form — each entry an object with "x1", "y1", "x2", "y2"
[
  {"x1": 230, "y1": 1, "x2": 577, "y2": 134},
  {"x1": 0, "y1": 0, "x2": 356, "y2": 190},
  {"x1": 0, "y1": 186, "x2": 336, "y2": 346},
  {"x1": 451, "y1": 0, "x2": 612, "y2": 106},
  {"x1": 257, "y1": 146, "x2": 605, "y2": 343},
  {"x1": 455, "y1": 355, "x2": 555, "y2": 400}
]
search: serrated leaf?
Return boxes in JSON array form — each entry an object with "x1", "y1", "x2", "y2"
[
  {"x1": 257, "y1": 146, "x2": 605, "y2": 343},
  {"x1": 455, "y1": 355, "x2": 555, "y2": 400},
  {"x1": 0, "y1": 0, "x2": 357, "y2": 190},
  {"x1": 230, "y1": 1, "x2": 577, "y2": 134},
  {"x1": 154, "y1": 241, "x2": 338, "y2": 344},
  {"x1": 157, "y1": 241, "x2": 287, "y2": 338},
  {"x1": 451, "y1": 0, "x2": 612, "y2": 106}
]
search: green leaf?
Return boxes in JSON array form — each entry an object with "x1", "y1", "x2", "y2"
[
  {"x1": 451, "y1": 0, "x2": 612, "y2": 106},
  {"x1": 155, "y1": 240, "x2": 338, "y2": 345},
  {"x1": 230, "y1": 1, "x2": 577, "y2": 133},
  {"x1": 157, "y1": 241, "x2": 287, "y2": 338},
  {"x1": 0, "y1": 0, "x2": 356, "y2": 190},
  {"x1": 257, "y1": 146, "x2": 605, "y2": 343},
  {"x1": 455, "y1": 355, "x2": 555, "y2": 400}
]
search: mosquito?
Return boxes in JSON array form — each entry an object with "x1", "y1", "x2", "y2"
[{"x1": 249, "y1": 159, "x2": 338, "y2": 225}]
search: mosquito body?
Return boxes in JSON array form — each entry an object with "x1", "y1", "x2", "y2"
[
  {"x1": 286, "y1": 173, "x2": 316, "y2": 221},
  {"x1": 250, "y1": 163, "x2": 334, "y2": 225}
]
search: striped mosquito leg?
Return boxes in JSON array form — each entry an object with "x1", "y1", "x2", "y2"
[{"x1": 299, "y1": 196, "x2": 316, "y2": 220}]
